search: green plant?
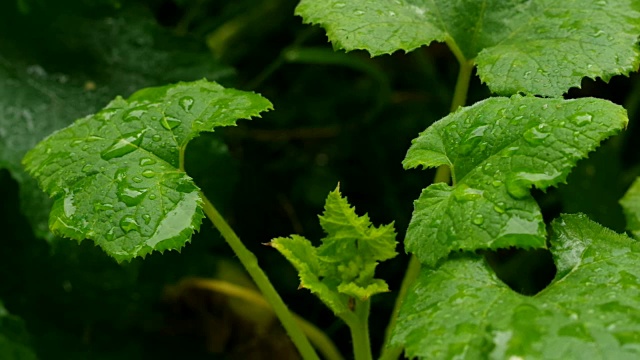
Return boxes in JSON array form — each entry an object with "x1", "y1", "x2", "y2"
[{"x1": 2, "y1": 0, "x2": 640, "y2": 359}]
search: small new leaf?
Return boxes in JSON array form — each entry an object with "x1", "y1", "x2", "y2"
[
  {"x1": 0, "y1": 301, "x2": 37, "y2": 360},
  {"x1": 404, "y1": 96, "x2": 627, "y2": 267},
  {"x1": 296, "y1": 0, "x2": 640, "y2": 96},
  {"x1": 621, "y1": 177, "x2": 640, "y2": 239},
  {"x1": 270, "y1": 186, "x2": 397, "y2": 315},
  {"x1": 23, "y1": 80, "x2": 272, "y2": 262}
]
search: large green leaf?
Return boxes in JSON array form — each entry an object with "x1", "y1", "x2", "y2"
[
  {"x1": 0, "y1": 5, "x2": 233, "y2": 239},
  {"x1": 391, "y1": 214, "x2": 640, "y2": 359},
  {"x1": 0, "y1": 301, "x2": 37, "y2": 360},
  {"x1": 621, "y1": 177, "x2": 640, "y2": 239},
  {"x1": 296, "y1": 0, "x2": 640, "y2": 96},
  {"x1": 23, "y1": 80, "x2": 272, "y2": 262},
  {"x1": 270, "y1": 186, "x2": 397, "y2": 315},
  {"x1": 404, "y1": 96, "x2": 627, "y2": 267}
]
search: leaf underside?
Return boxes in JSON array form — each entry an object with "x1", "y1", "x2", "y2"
[
  {"x1": 23, "y1": 80, "x2": 272, "y2": 262},
  {"x1": 403, "y1": 95, "x2": 627, "y2": 267},
  {"x1": 296, "y1": 0, "x2": 640, "y2": 96},
  {"x1": 391, "y1": 214, "x2": 640, "y2": 360},
  {"x1": 270, "y1": 186, "x2": 397, "y2": 315},
  {"x1": 621, "y1": 177, "x2": 640, "y2": 239}
]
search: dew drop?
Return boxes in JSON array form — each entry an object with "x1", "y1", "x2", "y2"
[
  {"x1": 506, "y1": 177, "x2": 529, "y2": 199},
  {"x1": 140, "y1": 158, "x2": 156, "y2": 166},
  {"x1": 354, "y1": 10, "x2": 364, "y2": 15},
  {"x1": 492, "y1": 180, "x2": 503, "y2": 187},
  {"x1": 472, "y1": 214, "x2": 485, "y2": 225},
  {"x1": 494, "y1": 202, "x2": 506, "y2": 214},
  {"x1": 522, "y1": 127, "x2": 549, "y2": 145},
  {"x1": 81, "y1": 164, "x2": 93, "y2": 173},
  {"x1": 503, "y1": 146, "x2": 519, "y2": 157},
  {"x1": 161, "y1": 116, "x2": 182, "y2": 130},
  {"x1": 179, "y1": 96, "x2": 195, "y2": 112},
  {"x1": 94, "y1": 202, "x2": 113, "y2": 212},
  {"x1": 454, "y1": 185, "x2": 484, "y2": 202},
  {"x1": 571, "y1": 113, "x2": 593, "y2": 127},
  {"x1": 120, "y1": 215, "x2": 140, "y2": 233},
  {"x1": 333, "y1": 2, "x2": 346, "y2": 8},
  {"x1": 142, "y1": 169, "x2": 155, "y2": 178},
  {"x1": 106, "y1": 228, "x2": 116, "y2": 242},
  {"x1": 100, "y1": 130, "x2": 145, "y2": 160},
  {"x1": 124, "y1": 108, "x2": 145, "y2": 122},
  {"x1": 149, "y1": 194, "x2": 157, "y2": 200},
  {"x1": 132, "y1": 176, "x2": 142, "y2": 183},
  {"x1": 142, "y1": 214, "x2": 151, "y2": 224},
  {"x1": 152, "y1": 134, "x2": 162, "y2": 142},
  {"x1": 98, "y1": 108, "x2": 119, "y2": 122}
]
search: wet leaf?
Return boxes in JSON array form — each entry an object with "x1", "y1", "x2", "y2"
[
  {"x1": 296, "y1": 0, "x2": 640, "y2": 96},
  {"x1": 23, "y1": 80, "x2": 272, "y2": 262},
  {"x1": 621, "y1": 177, "x2": 640, "y2": 239},
  {"x1": 391, "y1": 214, "x2": 640, "y2": 359},
  {"x1": 403, "y1": 95, "x2": 627, "y2": 267},
  {"x1": 270, "y1": 186, "x2": 397, "y2": 314}
]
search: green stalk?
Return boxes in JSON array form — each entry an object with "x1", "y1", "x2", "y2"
[
  {"x1": 200, "y1": 193, "x2": 320, "y2": 360},
  {"x1": 346, "y1": 299, "x2": 373, "y2": 360},
  {"x1": 378, "y1": 41, "x2": 473, "y2": 360}
]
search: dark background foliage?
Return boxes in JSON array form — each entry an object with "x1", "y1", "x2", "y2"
[{"x1": 1, "y1": 0, "x2": 639, "y2": 358}]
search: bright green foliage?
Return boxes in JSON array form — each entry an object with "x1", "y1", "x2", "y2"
[
  {"x1": 0, "y1": 301, "x2": 37, "y2": 360},
  {"x1": 403, "y1": 96, "x2": 627, "y2": 267},
  {"x1": 391, "y1": 214, "x2": 640, "y2": 359},
  {"x1": 23, "y1": 80, "x2": 272, "y2": 262},
  {"x1": 270, "y1": 186, "x2": 397, "y2": 314},
  {"x1": 621, "y1": 177, "x2": 640, "y2": 239},
  {"x1": 296, "y1": 0, "x2": 640, "y2": 96}
]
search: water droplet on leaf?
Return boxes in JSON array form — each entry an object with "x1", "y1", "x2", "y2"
[
  {"x1": 179, "y1": 96, "x2": 195, "y2": 112},
  {"x1": 523, "y1": 127, "x2": 549, "y2": 145},
  {"x1": 472, "y1": 214, "x2": 485, "y2": 225},
  {"x1": 100, "y1": 130, "x2": 145, "y2": 160},
  {"x1": 120, "y1": 215, "x2": 140, "y2": 233},
  {"x1": 161, "y1": 116, "x2": 182, "y2": 130},
  {"x1": 571, "y1": 113, "x2": 593, "y2": 127},
  {"x1": 142, "y1": 214, "x2": 151, "y2": 224},
  {"x1": 142, "y1": 169, "x2": 155, "y2": 178},
  {"x1": 140, "y1": 158, "x2": 156, "y2": 166}
]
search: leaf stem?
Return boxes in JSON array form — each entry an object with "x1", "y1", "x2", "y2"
[
  {"x1": 379, "y1": 40, "x2": 473, "y2": 359},
  {"x1": 199, "y1": 192, "x2": 320, "y2": 360},
  {"x1": 345, "y1": 299, "x2": 373, "y2": 360}
]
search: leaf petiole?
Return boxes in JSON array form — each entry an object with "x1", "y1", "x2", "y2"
[{"x1": 199, "y1": 192, "x2": 320, "y2": 360}]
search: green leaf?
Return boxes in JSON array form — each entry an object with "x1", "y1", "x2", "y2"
[
  {"x1": 0, "y1": 301, "x2": 38, "y2": 360},
  {"x1": 404, "y1": 95, "x2": 627, "y2": 267},
  {"x1": 296, "y1": 0, "x2": 640, "y2": 96},
  {"x1": 621, "y1": 177, "x2": 640, "y2": 239},
  {"x1": 0, "y1": 6, "x2": 234, "y2": 239},
  {"x1": 391, "y1": 214, "x2": 640, "y2": 359},
  {"x1": 22, "y1": 80, "x2": 272, "y2": 262},
  {"x1": 270, "y1": 186, "x2": 397, "y2": 314}
]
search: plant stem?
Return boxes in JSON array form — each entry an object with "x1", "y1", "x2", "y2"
[
  {"x1": 199, "y1": 192, "x2": 320, "y2": 360},
  {"x1": 175, "y1": 278, "x2": 344, "y2": 360},
  {"x1": 378, "y1": 255, "x2": 420, "y2": 360},
  {"x1": 378, "y1": 40, "x2": 472, "y2": 360},
  {"x1": 347, "y1": 299, "x2": 373, "y2": 360}
]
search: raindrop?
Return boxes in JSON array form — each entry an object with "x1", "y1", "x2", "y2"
[
  {"x1": 100, "y1": 130, "x2": 146, "y2": 160},
  {"x1": 179, "y1": 96, "x2": 195, "y2": 112},
  {"x1": 472, "y1": 214, "x2": 485, "y2": 225},
  {"x1": 81, "y1": 164, "x2": 93, "y2": 173},
  {"x1": 106, "y1": 228, "x2": 116, "y2": 242},
  {"x1": 333, "y1": 2, "x2": 346, "y2": 7},
  {"x1": 503, "y1": 146, "x2": 520, "y2": 156},
  {"x1": 522, "y1": 127, "x2": 549, "y2": 145},
  {"x1": 571, "y1": 112, "x2": 593, "y2": 127},
  {"x1": 454, "y1": 185, "x2": 484, "y2": 202},
  {"x1": 161, "y1": 116, "x2": 182, "y2": 130},
  {"x1": 354, "y1": 10, "x2": 365, "y2": 15},
  {"x1": 492, "y1": 180, "x2": 503, "y2": 187},
  {"x1": 494, "y1": 202, "x2": 506, "y2": 214},
  {"x1": 124, "y1": 108, "x2": 145, "y2": 122},
  {"x1": 120, "y1": 215, "x2": 140, "y2": 233},
  {"x1": 149, "y1": 194, "x2": 157, "y2": 200},
  {"x1": 94, "y1": 203, "x2": 113, "y2": 212},
  {"x1": 132, "y1": 176, "x2": 142, "y2": 183},
  {"x1": 389, "y1": 10, "x2": 396, "y2": 16},
  {"x1": 142, "y1": 214, "x2": 151, "y2": 224},
  {"x1": 506, "y1": 177, "x2": 529, "y2": 199},
  {"x1": 459, "y1": 125, "x2": 489, "y2": 155},
  {"x1": 98, "y1": 108, "x2": 119, "y2": 122},
  {"x1": 142, "y1": 169, "x2": 155, "y2": 178},
  {"x1": 140, "y1": 158, "x2": 156, "y2": 166},
  {"x1": 118, "y1": 186, "x2": 147, "y2": 206},
  {"x1": 152, "y1": 134, "x2": 162, "y2": 142}
]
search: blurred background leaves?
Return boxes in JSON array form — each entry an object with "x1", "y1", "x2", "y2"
[{"x1": 0, "y1": 0, "x2": 638, "y2": 358}]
